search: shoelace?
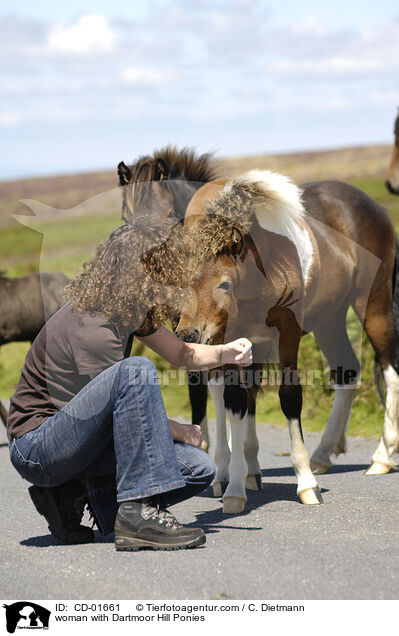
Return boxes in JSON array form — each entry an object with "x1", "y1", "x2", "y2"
[
  {"x1": 156, "y1": 509, "x2": 182, "y2": 529},
  {"x1": 143, "y1": 502, "x2": 182, "y2": 528}
]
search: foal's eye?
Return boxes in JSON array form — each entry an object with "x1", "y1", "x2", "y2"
[{"x1": 218, "y1": 280, "x2": 232, "y2": 292}]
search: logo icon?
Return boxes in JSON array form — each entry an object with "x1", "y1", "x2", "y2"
[{"x1": 3, "y1": 602, "x2": 51, "y2": 633}]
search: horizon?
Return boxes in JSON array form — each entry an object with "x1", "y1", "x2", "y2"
[{"x1": 0, "y1": 140, "x2": 393, "y2": 184}]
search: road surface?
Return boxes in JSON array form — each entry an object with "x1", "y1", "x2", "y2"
[{"x1": 1, "y1": 419, "x2": 398, "y2": 600}]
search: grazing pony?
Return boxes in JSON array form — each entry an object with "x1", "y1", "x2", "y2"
[
  {"x1": 0, "y1": 271, "x2": 69, "y2": 425},
  {"x1": 176, "y1": 171, "x2": 399, "y2": 513},
  {"x1": 117, "y1": 146, "x2": 217, "y2": 450},
  {"x1": 386, "y1": 109, "x2": 399, "y2": 195}
]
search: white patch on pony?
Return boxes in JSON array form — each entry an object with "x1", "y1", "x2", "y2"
[
  {"x1": 227, "y1": 170, "x2": 314, "y2": 283},
  {"x1": 288, "y1": 418, "x2": 319, "y2": 493},
  {"x1": 223, "y1": 410, "x2": 248, "y2": 504},
  {"x1": 372, "y1": 365, "x2": 399, "y2": 467},
  {"x1": 244, "y1": 413, "x2": 260, "y2": 476},
  {"x1": 208, "y1": 377, "x2": 230, "y2": 484}
]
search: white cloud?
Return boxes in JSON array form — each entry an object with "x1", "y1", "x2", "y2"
[
  {"x1": 274, "y1": 56, "x2": 383, "y2": 75},
  {"x1": 47, "y1": 15, "x2": 116, "y2": 55},
  {"x1": 121, "y1": 67, "x2": 179, "y2": 85},
  {"x1": 0, "y1": 112, "x2": 19, "y2": 126},
  {"x1": 290, "y1": 17, "x2": 327, "y2": 36}
]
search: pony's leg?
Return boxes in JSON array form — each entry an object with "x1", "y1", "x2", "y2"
[
  {"x1": 223, "y1": 383, "x2": 249, "y2": 513},
  {"x1": 188, "y1": 371, "x2": 209, "y2": 452},
  {"x1": 310, "y1": 315, "x2": 360, "y2": 474},
  {"x1": 244, "y1": 381, "x2": 262, "y2": 491},
  {"x1": 208, "y1": 374, "x2": 230, "y2": 497},
  {"x1": 359, "y1": 309, "x2": 399, "y2": 475},
  {"x1": 278, "y1": 325, "x2": 322, "y2": 505},
  {"x1": 366, "y1": 365, "x2": 399, "y2": 474},
  {"x1": 279, "y1": 378, "x2": 322, "y2": 504}
]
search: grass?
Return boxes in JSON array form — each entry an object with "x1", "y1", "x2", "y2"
[{"x1": 1, "y1": 166, "x2": 399, "y2": 440}]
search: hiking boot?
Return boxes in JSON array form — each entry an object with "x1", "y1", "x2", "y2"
[
  {"x1": 114, "y1": 498, "x2": 206, "y2": 551},
  {"x1": 28, "y1": 480, "x2": 94, "y2": 544}
]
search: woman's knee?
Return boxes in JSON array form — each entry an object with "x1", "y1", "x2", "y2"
[
  {"x1": 119, "y1": 356, "x2": 158, "y2": 385},
  {"x1": 180, "y1": 445, "x2": 215, "y2": 482}
]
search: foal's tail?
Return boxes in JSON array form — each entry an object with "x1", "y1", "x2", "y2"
[{"x1": 374, "y1": 236, "x2": 399, "y2": 404}]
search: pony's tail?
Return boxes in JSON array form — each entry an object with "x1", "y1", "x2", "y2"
[{"x1": 374, "y1": 236, "x2": 399, "y2": 405}]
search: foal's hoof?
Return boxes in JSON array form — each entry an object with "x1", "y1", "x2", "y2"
[
  {"x1": 223, "y1": 496, "x2": 246, "y2": 514},
  {"x1": 213, "y1": 480, "x2": 228, "y2": 497},
  {"x1": 364, "y1": 461, "x2": 391, "y2": 475},
  {"x1": 310, "y1": 459, "x2": 331, "y2": 475},
  {"x1": 246, "y1": 473, "x2": 263, "y2": 490},
  {"x1": 298, "y1": 487, "x2": 324, "y2": 505}
]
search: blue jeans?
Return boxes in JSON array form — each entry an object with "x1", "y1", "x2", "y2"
[{"x1": 9, "y1": 357, "x2": 215, "y2": 534}]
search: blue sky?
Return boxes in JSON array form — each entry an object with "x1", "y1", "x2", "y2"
[{"x1": 1, "y1": 0, "x2": 399, "y2": 180}]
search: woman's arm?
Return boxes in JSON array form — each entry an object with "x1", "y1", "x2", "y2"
[{"x1": 137, "y1": 326, "x2": 252, "y2": 370}]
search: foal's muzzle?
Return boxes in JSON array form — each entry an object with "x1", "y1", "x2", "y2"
[{"x1": 174, "y1": 327, "x2": 201, "y2": 343}]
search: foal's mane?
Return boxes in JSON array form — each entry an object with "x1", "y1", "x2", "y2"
[
  {"x1": 120, "y1": 146, "x2": 216, "y2": 184},
  {"x1": 189, "y1": 170, "x2": 305, "y2": 261}
]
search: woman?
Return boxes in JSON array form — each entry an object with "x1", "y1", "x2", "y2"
[{"x1": 7, "y1": 217, "x2": 252, "y2": 551}]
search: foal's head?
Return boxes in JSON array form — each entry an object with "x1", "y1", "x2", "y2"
[
  {"x1": 117, "y1": 146, "x2": 216, "y2": 222},
  {"x1": 386, "y1": 109, "x2": 399, "y2": 195},
  {"x1": 176, "y1": 171, "x2": 306, "y2": 359}
]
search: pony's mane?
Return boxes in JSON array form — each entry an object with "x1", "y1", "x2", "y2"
[
  {"x1": 210, "y1": 169, "x2": 305, "y2": 227},
  {"x1": 190, "y1": 170, "x2": 314, "y2": 283},
  {"x1": 124, "y1": 146, "x2": 216, "y2": 183}
]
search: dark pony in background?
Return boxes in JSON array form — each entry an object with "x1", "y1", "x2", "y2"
[
  {"x1": 0, "y1": 271, "x2": 70, "y2": 426},
  {"x1": 386, "y1": 109, "x2": 399, "y2": 195},
  {"x1": 117, "y1": 146, "x2": 217, "y2": 450}
]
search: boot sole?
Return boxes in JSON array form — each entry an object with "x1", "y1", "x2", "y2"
[
  {"x1": 115, "y1": 533, "x2": 206, "y2": 551},
  {"x1": 29, "y1": 485, "x2": 94, "y2": 545}
]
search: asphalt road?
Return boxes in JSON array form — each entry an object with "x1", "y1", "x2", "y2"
[{"x1": 1, "y1": 419, "x2": 398, "y2": 601}]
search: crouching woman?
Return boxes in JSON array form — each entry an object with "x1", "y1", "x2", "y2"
[{"x1": 7, "y1": 217, "x2": 252, "y2": 551}]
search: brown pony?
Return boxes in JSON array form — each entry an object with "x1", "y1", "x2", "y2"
[
  {"x1": 386, "y1": 109, "x2": 399, "y2": 194},
  {"x1": 117, "y1": 146, "x2": 217, "y2": 450},
  {"x1": 177, "y1": 170, "x2": 399, "y2": 513}
]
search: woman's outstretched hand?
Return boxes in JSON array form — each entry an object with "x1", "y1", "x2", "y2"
[{"x1": 221, "y1": 338, "x2": 253, "y2": 366}]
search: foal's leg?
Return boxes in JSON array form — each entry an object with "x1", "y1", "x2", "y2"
[
  {"x1": 244, "y1": 376, "x2": 262, "y2": 491},
  {"x1": 208, "y1": 374, "x2": 230, "y2": 497},
  {"x1": 279, "y1": 329, "x2": 322, "y2": 505},
  {"x1": 223, "y1": 383, "x2": 249, "y2": 513},
  {"x1": 189, "y1": 371, "x2": 209, "y2": 452},
  {"x1": 359, "y1": 310, "x2": 399, "y2": 474},
  {"x1": 310, "y1": 312, "x2": 360, "y2": 474}
]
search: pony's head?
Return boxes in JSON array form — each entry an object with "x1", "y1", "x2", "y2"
[
  {"x1": 386, "y1": 109, "x2": 399, "y2": 195},
  {"x1": 117, "y1": 146, "x2": 215, "y2": 222},
  {"x1": 176, "y1": 172, "x2": 306, "y2": 360}
]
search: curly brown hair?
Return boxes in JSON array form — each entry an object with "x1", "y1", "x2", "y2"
[{"x1": 64, "y1": 216, "x2": 189, "y2": 330}]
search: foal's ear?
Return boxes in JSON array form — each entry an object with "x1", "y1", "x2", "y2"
[
  {"x1": 230, "y1": 226, "x2": 245, "y2": 257},
  {"x1": 117, "y1": 161, "x2": 132, "y2": 186},
  {"x1": 153, "y1": 158, "x2": 169, "y2": 180}
]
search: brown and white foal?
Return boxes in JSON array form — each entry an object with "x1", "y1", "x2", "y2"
[{"x1": 177, "y1": 171, "x2": 399, "y2": 513}]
